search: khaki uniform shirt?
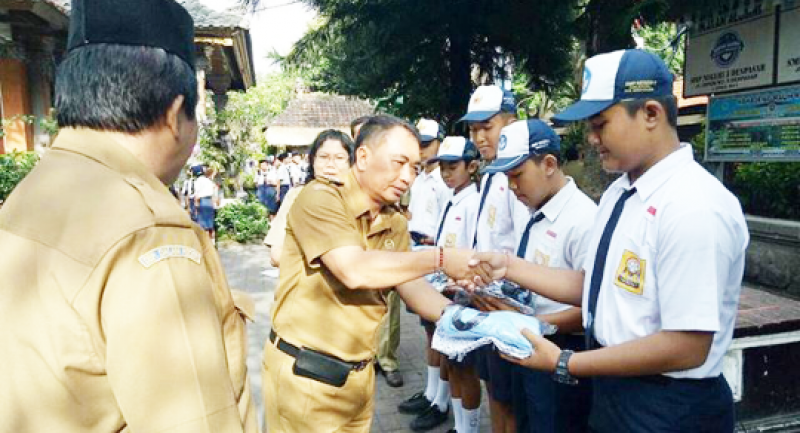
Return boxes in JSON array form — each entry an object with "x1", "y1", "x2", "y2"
[
  {"x1": 0, "y1": 129, "x2": 257, "y2": 433},
  {"x1": 270, "y1": 169, "x2": 410, "y2": 362}
]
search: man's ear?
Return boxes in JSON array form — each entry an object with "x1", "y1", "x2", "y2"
[
  {"x1": 355, "y1": 145, "x2": 369, "y2": 171},
  {"x1": 165, "y1": 95, "x2": 186, "y2": 138}
]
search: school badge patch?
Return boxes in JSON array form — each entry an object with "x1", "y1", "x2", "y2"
[
  {"x1": 487, "y1": 205, "x2": 497, "y2": 228},
  {"x1": 533, "y1": 250, "x2": 550, "y2": 266},
  {"x1": 384, "y1": 239, "x2": 396, "y2": 250},
  {"x1": 445, "y1": 233, "x2": 457, "y2": 248},
  {"x1": 614, "y1": 250, "x2": 645, "y2": 295}
]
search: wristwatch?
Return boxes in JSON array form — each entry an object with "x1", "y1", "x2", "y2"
[{"x1": 553, "y1": 350, "x2": 578, "y2": 385}]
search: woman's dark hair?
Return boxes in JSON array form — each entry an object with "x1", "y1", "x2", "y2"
[
  {"x1": 306, "y1": 129, "x2": 355, "y2": 182},
  {"x1": 56, "y1": 43, "x2": 198, "y2": 133}
]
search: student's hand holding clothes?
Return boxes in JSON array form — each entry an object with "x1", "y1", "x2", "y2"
[
  {"x1": 472, "y1": 293, "x2": 519, "y2": 313},
  {"x1": 500, "y1": 328, "x2": 561, "y2": 373}
]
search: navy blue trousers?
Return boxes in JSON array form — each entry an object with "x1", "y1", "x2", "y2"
[
  {"x1": 589, "y1": 374, "x2": 734, "y2": 433},
  {"x1": 514, "y1": 334, "x2": 592, "y2": 433}
]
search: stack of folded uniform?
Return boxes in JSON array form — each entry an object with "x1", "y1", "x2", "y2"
[{"x1": 432, "y1": 305, "x2": 556, "y2": 362}]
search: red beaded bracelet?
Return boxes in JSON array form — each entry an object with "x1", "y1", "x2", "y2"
[{"x1": 438, "y1": 246, "x2": 444, "y2": 271}]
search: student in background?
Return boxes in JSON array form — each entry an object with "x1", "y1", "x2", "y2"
[
  {"x1": 479, "y1": 119, "x2": 596, "y2": 433},
  {"x1": 420, "y1": 136, "x2": 482, "y2": 433}
]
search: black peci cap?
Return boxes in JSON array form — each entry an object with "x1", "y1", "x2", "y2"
[{"x1": 67, "y1": 0, "x2": 195, "y2": 70}]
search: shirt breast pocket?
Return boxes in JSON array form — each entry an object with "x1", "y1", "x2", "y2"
[{"x1": 611, "y1": 234, "x2": 654, "y2": 301}]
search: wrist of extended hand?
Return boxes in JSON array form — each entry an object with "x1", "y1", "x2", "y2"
[{"x1": 553, "y1": 349, "x2": 578, "y2": 385}]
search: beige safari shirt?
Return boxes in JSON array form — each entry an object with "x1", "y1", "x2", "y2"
[
  {"x1": 270, "y1": 169, "x2": 411, "y2": 362},
  {"x1": 0, "y1": 129, "x2": 257, "y2": 433}
]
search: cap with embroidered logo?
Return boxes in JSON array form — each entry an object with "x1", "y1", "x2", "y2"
[
  {"x1": 483, "y1": 119, "x2": 560, "y2": 174},
  {"x1": 553, "y1": 49, "x2": 673, "y2": 123},
  {"x1": 417, "y1": 118, "x2": 445, "y2": 142},
  {"x1": 432, "y1": 136, "x2": 479, "y2": 163},
  {"x1": 67, "y1": 0, "x2": 195, "y2": 70},
  {"x1": 458, "y1": 85, "x2": 517, "y2": 123}
]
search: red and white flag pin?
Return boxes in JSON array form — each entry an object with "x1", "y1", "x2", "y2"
[{"x1": 647, "y1": 206, "x2": 657, "y2": 216}]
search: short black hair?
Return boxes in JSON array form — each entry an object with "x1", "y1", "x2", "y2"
[
  {"x1": 355, "y1": 115, "x2": 421, "y2": 150},
  {"x1": 55, "y1": 43, "x2": 197, "y2": 133},
  {"x1": 350, "y1": 116, "x2": 372, "y2": 139},
  {"x1": 530, "y1": 150, "x2": 563, "y2": 167},
  {"x1": 306, "y1": 129, "x2": 355, "y2": 182},
  {"x1": 277, "y1": 153, "x2": 289, "y2": 162},
  {"x1": 620, "y1": 95, "x2": 678, "y2": 129}
]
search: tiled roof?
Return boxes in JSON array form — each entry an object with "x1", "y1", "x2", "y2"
[
  {"x1": 177, "y1": 0, "x2": 246, "y2": 29},
  {"x1": 270, "y1": 93, "x2": 377, "y2": 128},
  {"x1": 38, "y1": 0, "x2": 245, "y2": 29}
]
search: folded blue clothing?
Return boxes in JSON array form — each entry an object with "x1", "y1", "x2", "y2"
[{"x1": 432, "y1": 305, "x2": 556, "y2": 361}]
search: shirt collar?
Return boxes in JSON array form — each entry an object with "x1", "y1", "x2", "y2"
[
  {"x1": 536, "y1": 177, "x2": 578, "y2": 222},
  {"x1": 450, "y1": 183, "x2": 477, "y2": 206},
  {"x1": 51, "y1": 128, "x2": 169, "y2": 194},
  {"x1": 419, "y1": 166, "x2": 440, "y2": 181},
  {"x1": 615, "y1": 143, "x2": 693, "y2": 200},
  {"x1": 342, "y1": 169, "x2": 374, "y2": 219}
]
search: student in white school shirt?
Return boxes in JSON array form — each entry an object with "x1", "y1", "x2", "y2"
[
  {"x1": 424, "y1": 136, "x2": 482, "y2": 433},
  {"x1": 407, "y1": 118, "x2": 451, "y2": 247},
  {"x1": 469, "y1": 49, "x2": 748, "y2": 433},
  {"x1": 459, "y1": 85, "x2": 529, "y2": 433},
  {"x1": 479, "y1": 119, "x2": 596, "y2": 433}
]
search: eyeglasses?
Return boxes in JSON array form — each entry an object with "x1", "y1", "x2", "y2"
[{"x1": 316, "y1": 154, "x2": 349, "y2": 164}]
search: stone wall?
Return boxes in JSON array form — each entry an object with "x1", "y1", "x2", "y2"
[{"x1": 744, "y1": 216, "x2": 800, "y2": 297}]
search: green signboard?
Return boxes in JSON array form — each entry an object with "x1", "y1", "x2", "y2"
[{"x1": 706, "y1": 85, "x2": 800, "y2": 161}]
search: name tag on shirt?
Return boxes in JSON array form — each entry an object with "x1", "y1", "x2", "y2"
[{"x1": 138, "y1": 245, "x2": 202, "y2": 268}]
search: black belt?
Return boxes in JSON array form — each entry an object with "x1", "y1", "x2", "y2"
[{"x1": 269, "y1": 329, "x2": 373, "y2": 371}]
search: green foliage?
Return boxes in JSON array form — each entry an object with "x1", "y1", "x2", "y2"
[
  {"x1": 731, "y1": 162, "x2": 800, "y2": 220},
  {"x1": 220, "y1": 71, "x2": 297, "y2": 152},
  {"x1": 637, "y1": 22, "x2": 685, "y2": 75},
  {"x1": 215, "y1": 200, "x2": 270, "y2": 243},
  {"x1": 0, "y1": 151, "x2": 39, "y2": 202},
  {"x1": 0, "y1": 112, "x2": 59, "y2": 139}
]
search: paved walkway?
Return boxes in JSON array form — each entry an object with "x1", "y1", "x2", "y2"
[{"x1": 218, "y1": 243, "x2": 491, "y2": 433}]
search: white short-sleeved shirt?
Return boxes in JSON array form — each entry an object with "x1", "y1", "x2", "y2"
[
  {"x1": 408, "y1": 167, "x2": 452, "y2": 239},
  {"x1": 581, "y1": 144, "x2": 749, "y2": 379},
  {"x1": 435, "y1": 184, "x2": 480, "y2": 249},
  {"x1": 474, "y1": 172, "x2": 530, "y2": 253},
  {"x1": 519, "y1": 178, "x2": 597, "y2": 316},
  {"x1": 193, "y1": 176, "x2": 216, "y2": 199},
  {"x1": 266, "y1": 167, "x2": 279, "y2": 185},
  {"x1": 290, "y1": 163, "x2": 304, "y2": 185},
  {"x1": 278, "y1": 165, "x2": 292, "y2": 186}
]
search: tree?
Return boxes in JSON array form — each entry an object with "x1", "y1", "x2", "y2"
[{"x1": 275, "y1": 0, "x2": 581, "y2": 130}]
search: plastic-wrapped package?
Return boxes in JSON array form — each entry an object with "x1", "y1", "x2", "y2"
[
  {"x1": 432, "y1": 305, "x2": 557, "y2": 361},
  {"x1": 475, "y1": 279, "x2": 537, "y2": 316}
]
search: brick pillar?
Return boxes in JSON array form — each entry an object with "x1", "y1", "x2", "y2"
[{"x1": 0, "y1": 58, "x2": 33, "y2": 152}]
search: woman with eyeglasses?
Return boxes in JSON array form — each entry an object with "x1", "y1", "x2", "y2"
[{"x1": 263, "y1": 129, "x2": 355, "y2": 267}]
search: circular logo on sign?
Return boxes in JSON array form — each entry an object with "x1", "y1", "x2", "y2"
[
  {"x1": 499, "y1": 134, "x2": 508, "y2": 151},
  {"x1": 582, "y1": 68, "x2": 592, "y2": 95},
  {"x1": 710, "y1": 32, "x2": 744, "y2": 68}
]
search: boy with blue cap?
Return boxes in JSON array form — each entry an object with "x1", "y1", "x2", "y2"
[
  {"x1": 479, "y1": 119, "x2": 596, "y2": 433},
  {"x1": 469, "y1": 49, "x2": 749, "y2": 432},
  {"x1": 459, "y1": 85, "x2": 530, "y2": 433}
]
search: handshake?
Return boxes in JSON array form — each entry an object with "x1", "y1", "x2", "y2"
[{"x1": 438, "y1": 249, "x2": 513, "y2": 290}]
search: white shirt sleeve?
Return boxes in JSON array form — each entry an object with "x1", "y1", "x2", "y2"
[{"x1": 656, "y1": 206, "x2": 727, "y2": 333}]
